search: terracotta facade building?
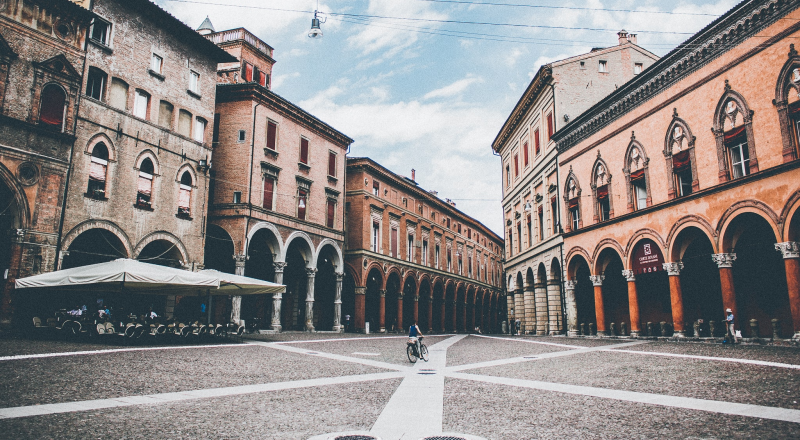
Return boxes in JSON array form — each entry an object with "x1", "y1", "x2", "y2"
[
  {"x1": 202, "y1": 22, "x2": 353, "y2": 332},
  {"x1": 0, "y1": 0, "x2": 95, "y2": 327},
  {"x1": 344, "y1": 158, "x2": 504, "y2": 334},
  {"x1": 553, "y1": 0, "x2": 800, "y2": 340},
  {"x1": 496, "y1": 32, "x2": 657, "y2": 335}
]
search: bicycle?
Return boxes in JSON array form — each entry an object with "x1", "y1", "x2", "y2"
[{"x1": 406, "y1": 336, "x2": 429, "y2": 363}]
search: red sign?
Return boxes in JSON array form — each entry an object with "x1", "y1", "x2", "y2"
[{"x1": 632, "y1": 239, "x2": 664, "y2": 275}]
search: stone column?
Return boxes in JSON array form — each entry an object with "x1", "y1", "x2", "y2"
[
  {"x1": 590, "y1": 275, "x2": 607, "y2": 336},
  {"x1": 534, "y1": 281, "x2": 548, "y2": 335},
  {"x1": 506, "y1": 291, "x2": 515, "y2": 333},
  {"x1": 271, "y1": 262, "x2": 287, "y2": 332},
  {"x1": 440, "y1": 298, "x2": 446, "y2": 333},
  {"x1": 663, "y1": 262, "x2": 685, "y2": 337},
  {"x1": 355, "y1": 286, "x2": 366, "y2": 332},
  {"x1": 397, "y1": 293, "x2": 404, "y2": 333},
  {"x1": 231, "y1": 253, "x2": 248, "y2": 325},
  {"x1": 622, "y1": 269, "x2": 641, "y2": 337},
  {"x1": 547, "y1": 279, "x2": 563, "y2": 335},
  {"x1": 57, "y1": 250, "x2": 69, "y2": 271},
  {"x1": 450, "y1": 299, "x2": 457, "y2": 332},
  {"x1": 305, "y1": 268, "x2": 317, "y2": 332},
  {"x1": 775, "y1": 242, "x2": 800, "y2": 339},
  {"x1": 564, "y1": 280, "x2": 578, "y2": 336},
  {"x1": 333, "y1": 272, "x2": 344, "y2": 332},
  {"x1": 413, "y1": 294, "x2": 420, "y2": 325},
  {"x1": 523, "y1": 284, "x2": 535, "y2": 334},
  {"x1": 0, "y1": 240, "x2": 22, "y2": 328},
  {"x1": 713, "y1": 253, "x2": 738, "y2": 329},
  {"x1": 379, "y1": 289, "x2": 386, "y2": 332},
  {"x1": 461, "y1": 300, "x2": 467, "y2": 332},
  {"x1": 514, "y1": 289, "x2": 524, "y2": 332},
  {"x1": 471, "y1": 297, "x2": 477, "y2": 331}
]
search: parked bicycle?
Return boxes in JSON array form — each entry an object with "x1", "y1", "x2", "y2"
[{"x1": 406, "y1": 335, "x2": 429, "y2": 363}]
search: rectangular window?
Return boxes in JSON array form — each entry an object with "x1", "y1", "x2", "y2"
[
  {"x1": 243, "y1": 63, "x2": 253, "y2": 82},
  {"x1": 673, "y1": 150, "x2": 692, "y2": 197},
  {"x1": 569, "y1": 201, "x2": 579, "y2": 231},
  {"x1": 133, "y1": 90, "x2": 149, "y2": 119},
  {"x1": 237, "y1": 130, "x2": 246, "y2": 143},
  {"x1": 506, "y1": 165, "x2": 511, "y2": 187},
  {"x1": 177, "y1": 110, "x2": 192, "y2": 137},
  {"x1": 90, "y1": 18, "x2": 110, "y2": 45},
  {"x1": 538, "y1": 206, "x2": 544, "y2": 241},
  {"x1": 372, "y1": 180, "x2": 380, "y2": 196},
  {"x1": 523, "y1": 141, "x2": 529, "y2": 166},
  {"x1": 151, "y1": 54, "x2": 163, "y2": 74},
  {"x1": 391, "y1": 227, "x2": 398, "y2": 258},
  {"x1": 547, "y1": 113, "x2": 554, "y2": 140},
  {"x1": 422, "y1": 240, "x2": 428, "y2": 265},
  {"x1": 189, "y1": 71, "x2": 200, "y2": 93},
  {"x1": 372, "y1": 222, "x2": 380, "y2": 252},
  {"x1": 446, "y1": 218, "x2": 450, "y2": 229},
  {"x1": 194, "y1": 118, "x2": 206, "y2": 143},
  {"x1": 109, "y1": 78, "x2": 128, "y2": 110},
  {"x1": 435, "y1": 244, "x2": 440, "y2": 268},
  {"x1": 328, "y1": 151, "x2": 336, "y2": 177},
  {"x1": 551, "y1": 197, "x2": 558, "y2": 234},
  {"x1": 729, "y1": 138, "x2": 750, "y2": 179},
  {"x1": 631, "y1": 170, "x2": 647, "y2": 210},
  {"x1": 300, "y1": 138, "x2": 309, "y2": 164},
  {"x1": 447, "y1": 248, "x2": 452, "y2": 271},
  {"x1": 514, "y1": 154, "x2": 519, "y2": 177},
  {"x1": 598, "y1": 60, "x2": 608, "y2": 73},
  {"x1": 458, "y1": 254, "x2": 463, "y2": 275},
  {"x1": 178, "y1": 184, "x2": 191, "y2": 216},
  {"x1": 263, "y1": 177, "x2": 274, "y2": 210},
  {"x1": 257, "y1": 70, "x2": 268, "y2": 87},
  {"x1": 86, "y1": 68, "x2": 106, "y2": 100},
  {"x1": 88, "y1": 157, "x2": 107, "y2": 196},
  {"x1": 634, "y1": 63, "x2": 643, "y2": 75},
  {"x1": 597, "y1": 185, "x2": 610, "y2": 221},
  {"x1": 158, "y1": 101, "x2": 173, "y2": 128},
  {"x1": 326, "y1": 199, "x2": 335, "y2": 228},
  {"x1": 507, "y1": 229, "x2": 513, "y2": 257},
  {"x1": 213, "y1": 113, "x2": 220, "y2": 143},
  {"x1": 526, "y1": 214, "x2": 532, "y2": 247},
  {"x1": 297, "y1": 189, "x2": 307, "y2": 220},
  {"x1": 266, "y1": 120, "x2": 277, "y2": 151},
  {"x1": 407, "y1": 235, "x2": 414, "y2": 261},
  {"x1": 136, "y1": 171, "x2": 152, "y2": 208},
  {"x1": 517, "y1": 222, "x2": 522, "y2": 252},
  {"x1": 232, "y1": 191, "x2": 241, "y2": 204},
  {"x1": 534, "y1": 129, "x2": 541, "y2": 155},
  {"x1": 468, "y1": 256, "x2": 472, "y2": 277}
]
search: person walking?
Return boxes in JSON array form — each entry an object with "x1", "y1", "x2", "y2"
[{"x1": 725, "y1": 308, "x2": 737, "y2": 344}]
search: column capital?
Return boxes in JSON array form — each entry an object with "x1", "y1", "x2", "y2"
[
  {"x1": 589, "y1": 275, "x2": 605, "y2": 286},
  {"x1": 379, "y1": 289, "x2": 386, "y2": 298},
  {"x1": 273, "y1": 261, "x2": 288, "y2": 273},
  {"x1": 233, "y1": 253, "x2": 248, "y2": 266},
  {"x1": 621, "y1": 269, "x2": 636, "y2": 282},
  {"x1": 662, "y1": 262, "x2": 684, "y2": 276},
  {"x1": 775, "y1": 242, "x2": 800, "y2": 259},
  {"x1": 564, "y1": 279, "x2": 577, "y2": 290},
  {"x1": 354, "y1": 286, "x2": 366, "y2": 295},
  {"x1": 398, "y1": 293, "x2": 404, "y2": 300},
  {"x1": 414, "y1": 295, "x2": 420, "y2": 302},
  {"x1": 335, "y1": 272, "x2": 344, "y2": 281},
  {"x1": 712, "y1": 253, "x2": 737, "y2": 268},
  {"x1": 305, "y1": 267, "x2": 318, "y2": 277}
]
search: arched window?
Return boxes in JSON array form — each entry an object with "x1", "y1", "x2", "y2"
[
  {"x1": 177, "y1": 171, "x2": 192, "y2": 218},
  {"x1": 663, "y1": 110, "x2": 698, "y2": 199},
  {"x1": 591, "y1": 156, "x2": 613, "y2": 222},
  {"x1": 562, "y1": 168, "x2": 582, "y2": 232},
  {"x1": 774, "y1": 44, "x2": 800, "y2": 163},
  {"x1": 712, "y1": 81, "x2": 758, "y2": 182},
  {"x1": 39, "y1": 84, "x2": 66, "y2": 131},
  {"x1": 87, "y1": 143, "x2": 109, "y2": 198},
  {"x1": 136, "y1": 158, "x2": 154, "y2": 209},
  {"x1": 623, "y1": 134, "x2": 651, "y2": 212}
]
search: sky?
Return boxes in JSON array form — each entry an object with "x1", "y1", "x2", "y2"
[{"x1": 155, "y1": 0, "x2": 740, "y2": 236}]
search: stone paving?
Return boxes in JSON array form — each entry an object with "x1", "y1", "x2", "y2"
[{"x1": 0, "y1": 333, "x2": 798, "y2": 439}]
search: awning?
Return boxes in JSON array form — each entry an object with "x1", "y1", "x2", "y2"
[{"x1": 198, "y1": 269, "x2": 285, "y2": 295}]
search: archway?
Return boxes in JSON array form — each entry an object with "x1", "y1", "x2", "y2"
[
  {"x1": 550, "y1": 258, "x2": 563, "y2": 334},
  {"x1": 402, "y1": 276, "x2": 416, "y2": 332},
  {"x1": 137, "y1": 239, "x2": 185, "y2": 268},
  {"x1": 672, "y1": 228, "x2": 722, "y2": 335},
  {"x1": 204, "y1": 224, "x2": 235, "y2": 274},
  {"x1": 418, "y1": 278, "x2": 431, "y2": 331},
  {"x1": 596, "y1": 248, "x2": 628, "y2": 335},
  {"x1": 432, "y1": 280, "x2": 444, "y2": 333},
  {"x1": 631, "y1": 238, "x2": 672, "y2": 335},
  {"x1": 63, "y1": 228, "x2": 128, "y2": 269},
  {"x1": 568, "y1": 255, "x2": 595, "y2": 334},
  {"x1": 365, "y1": 267, "x2": 383, "y2": 333},
  {"x1": 314, "y1": 244, "x2": 339, "y2": 331},
  {"x1": 385, "y1": 271, "x2": 401, "y2": 332},
  {"x1": 242, "y1": 228, "x2": 277, "y2": 330},
  {"x1": 536, "y1": 263, "x2": 548, "y2": 334},
  {"x1": 456, "y1": 284, "x2": 466, "y2": 332},
  {"x1": 341, "y1": 269, "x2": 356, "y2": 332},
  {"x1": 445, "y1": 282, "x2": 456, "y2": 332},
  {"x1": 282, "y1": 237, "x2": 313, "y2": 330}
]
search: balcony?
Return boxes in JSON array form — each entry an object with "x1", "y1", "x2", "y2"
[{"x1": 205, "y1": 28, "x2": 273, "y2": 58}]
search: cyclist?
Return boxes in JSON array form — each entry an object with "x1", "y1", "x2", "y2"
[{"x1": 408, "y1": 321, "x2": 424, "y2": 357}]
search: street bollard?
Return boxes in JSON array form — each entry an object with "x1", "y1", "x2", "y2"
[
  {"x1": 580, "y1": 322, "x2": 586, "y2": 336},
  {"x1": 749, "y1": 319, "x2": 759, "y2": 340},
  {"x1": 646, "y1": 322, "x2": 653, "y2": 337},
  {"x1": 709, "y1": 320, "x2": 716, "y2": 337},
  {"x1": 589, "y1": 323, "x2": 595, "y2": 335},
  {"x1": 609, "y1": 322, "x2": 616, "y2": 336},
  {"x1": 772, "y1": 318, "x2": 780, "y2": 340},
  {"x1": 694, "y1": 320, "x2": 701, "y2": 338},
  {"x1": 660, "y1": 321, "x2": 667, "y2": 337},
  {"x1": 620, "y1": 322, "x2": 627, "y2": 336}
]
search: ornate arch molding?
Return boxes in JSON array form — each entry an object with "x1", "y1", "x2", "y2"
[
  {"x1": 623, "y1": 132, "x2": 652, "y2": 212},
  {"x1": 314, "y1": 238, "x2": 343, "y2": 272},
  {"x1": 562, "y1": 166, "x2": 583, "y2": 232},
  {"x1": 363, "y1": 261, "x2": 386, "y2": 288},
  {"x1": 712, "y1": 81, "x2": 759, "y2": 182},
  {"x1": 624, "y1": 228, "x2": 667, "y2": 267},
  {"x1": 664, "y1": 110, "x2": 699, "y2": 199},
  {"x1": 402, "y1": 271, "x2": 418, "y2": 289},
  {"x1": 666, "y1": 215, "x2": 718, "y2": 258},
  {"x1": 432, "y1": 276, "x2": 444, "y2": 290},
  {"x1": 85, "y1": 133, "x2": 116, "y2": 161},
  {"x1": 247, "y1": 221, "x2": 285, "y2": 261},
  {"x1": 549, "y1": 257, "x2": 562, "y2": 281},
  {"x1": 343, "y1": 262, "x2": 361, "y2": 287},
  {"x1": 0, "y1": 161, "x2": 31, "y2": 229},
  {"x1": 590, "y1": 152, "x2": 614, "y2": 223},
  {"x1": 565, "y1": 246, "x2": 592, "y2": 279},
  {"x1": 134, "y1": 149, "x2": 160, "y2": 174},
  {"x1": 133, "y1": 231, "x2": 189, "y2": 266},
  {"x1": 774, "y1": 44, "x2": 800, "y2": 162},
  {"x1": 284, "y1": 231, "x2": 315, "y2": 267},
  {"x1": 385, "y1": 266, "x2": 402, "y2": 286},
  {"x1": 61, "y1": 220, "x2": 132, "y2": 262},
  {"x1": 717, "y1": 200, "x2": 781, "y2": 250},
  {"x1": 591, "y1": 238, "x2": 625, "y2": 274},
  {"x1": 779, "y1": 188, "x2": 800, "y2": 241}
]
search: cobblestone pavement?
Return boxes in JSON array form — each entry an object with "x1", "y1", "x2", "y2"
[{"x1": 0, "y1": 333, "x2": 798, "y2": 439}]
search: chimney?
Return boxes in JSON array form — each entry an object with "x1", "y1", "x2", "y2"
[
  {"x1": 411, "y1": 168, "x2": 416, "y2": 181},
  {"x1": 617, "y1": 29, "x2": 628, "y2": 45},
  {"x1": 628, "y1": 33, "x2": 637, "y2": 45}
]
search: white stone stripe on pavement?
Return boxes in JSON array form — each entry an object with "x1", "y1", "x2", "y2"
[
  {"x1": 370, "y1": 335, "x2": 467, "y2": 440},
  {"x1": 251, "y1": 340, "x2": 411, "y2": 372},
  {"x1": 446, "y1": 340, "x2": 649, "y2": 372},
  {"x1": 602, "y1": 348, "x2": 800, "y2": 369},
  {"x1": 448, "y1": 372, "x2": 800, "y2": 424},
  {"x1": 472, "y1": 334, "x2": 585, "y2": 348},
  {"x1": 0, "y1": 371, "x2": 404, "y2": 420},
  {"x1": 0, "y1": 343, "x2": 255, "y2": 362},
  {"x1": 274, "y1": 334, "x2": 457, "y2": 345}
]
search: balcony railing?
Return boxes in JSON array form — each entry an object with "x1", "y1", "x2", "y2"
[{"x1": 205, "y1": 28, "x2": 273, "y2": 58}]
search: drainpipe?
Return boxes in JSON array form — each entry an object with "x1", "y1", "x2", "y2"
[
  {"x1": 243, "y1": 100, "x2": 261, "y2": 260},
  {"x1": 548, "y1": 80, "x2": 568, "y2": 334}
]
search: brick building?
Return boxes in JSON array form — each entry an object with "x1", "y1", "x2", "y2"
[
  {"x1": 495, "y1": 32, "x2": 657, "y2": 335},
  {"x1": 344, "y1": 158, "x2": 504, "y2": 334},
  {"x1": 0, "y1": 0, "x2": 95, "y2": 327},
  {"x1": 202, "y1": 23, "x2": 353, "y2": 332},
  {"x1": 553, "y1": 0, "x2": 800, "y2": 340},
  {"x1": 56, "y1": 0, "x2": 233, "y2": 317}
]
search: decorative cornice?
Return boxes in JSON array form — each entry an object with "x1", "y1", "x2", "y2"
[
  {"x1": 554, "y1": 0, "x2": 796, "y2": 152},
  {"x1": 775, "y1": 241, "x2": 800, "y2": 259},
  {"x1": 492, "y1": 66, "x2": 553, "y2": 152}
]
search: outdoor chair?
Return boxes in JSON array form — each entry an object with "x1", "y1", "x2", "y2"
[
  {"x1": 104, "y1": 322, "x2": 116, "y2": 335},
  {"x1": 124, "y1": 323, "x2": 137, "y2": 338}
]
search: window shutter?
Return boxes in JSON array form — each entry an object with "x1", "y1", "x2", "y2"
[
  {"x1": 137, "y1": 173, "x2": 152, "y2": 196},
  {"x1": 266, "y1": 121, "x2": 277, "y2": 150},
  {"x1": 630, "y1": 169, "x2": 645, "y2": 181},
  {"x1": 300, "y1": 138, "x2": 309, "y2": 163},
  {"x1": 672, "y1": 150, "x2": 691, "y2": 171},
  {"x1": 534, "y1": 129, "x2": 541, "y2": 154},
  {"x1": 326, "y1": 199, "x2": 335, "y2": 228},
  {"x1": 40, "y1": 86, "x2": 66, "y2": 127},
  {"x1": 547, "y1": 113, "x2": 554, "y2": 140},
  {"x1": 243, "y1": 63, "x2": 253, "y2": 82},
  {"x1": 391, "y1": 228, "x2": 398, "y2": 258},
  {"x1": 523, "y1": 142, "x2": 529, "y2": 165},
  {"x1": 596, "y1": 185, "x2": 609, "y2": 199},
  {"x1": 297, "y1": 190, "x2": 307, "y2": 220},
  {"x1": 263, "y1": 178, "x2": 274, "y2": 210},
  {"x1": 328, "y1": 152, "x2": 336, "y2": 176},
  {"x1": 514, "y1": 155, "x2": 519, "y2": 176},
  {"x1": 89, "y1": 159, "x2": 107, "y2": 182},
  {"x1": 178, "y1": 186, "x2": 191, "y2": 210}
]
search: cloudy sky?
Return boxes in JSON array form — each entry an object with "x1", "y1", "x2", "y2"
[{"x1": 156, "y1": 0, "x2": 738, "y2": 235}]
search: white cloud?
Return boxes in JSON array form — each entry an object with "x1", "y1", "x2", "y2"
[
  {"x1": 424, "y1": 76, "x2": 483, "y2": 100},
  {"x1": 505, "y1": 47, "x2": 524, "y2": 67},
  {"x1": 271, "y1": 72, "x2": 300, "y2": 90}
]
